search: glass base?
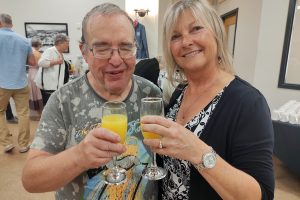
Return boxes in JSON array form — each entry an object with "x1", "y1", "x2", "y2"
[
  {"x1": 142, "y1": 166, "x2": 167, "y2": 180},
  {"x1": 102, "y1": 169, "x2": 127, "y2": 185}
]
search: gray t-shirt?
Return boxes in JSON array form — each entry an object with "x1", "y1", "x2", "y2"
[{"x1": 31, "y1": 74, "x2": 162, "y2": 200}]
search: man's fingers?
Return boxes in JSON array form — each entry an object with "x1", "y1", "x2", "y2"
[{"x1": 91, "y1": 128, "x2": 121, "y2": 143}]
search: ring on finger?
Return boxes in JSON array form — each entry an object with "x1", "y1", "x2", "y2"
[{"x1": 159, "y1": 140, "x2": 163, "y2": 149}]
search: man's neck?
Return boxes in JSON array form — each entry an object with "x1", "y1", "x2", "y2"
[{"x1": 0, "y1": 23, "x2": 12, "y2": 29}]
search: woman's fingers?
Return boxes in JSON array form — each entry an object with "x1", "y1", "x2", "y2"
[
  {"x1": 141, "y1": 116, "x2": 172, "y2": 128},
  {"x1": 141, "y1": 116, "x2": 174, "y2": 137}
]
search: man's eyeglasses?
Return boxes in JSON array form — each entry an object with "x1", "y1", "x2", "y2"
[{"x1": 88, "y1": 44, "x2": 137, "y2": 59}]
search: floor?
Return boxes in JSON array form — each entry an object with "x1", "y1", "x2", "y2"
[{"x1": 0, "y1": 120, "x2": 300, "y2": 199}]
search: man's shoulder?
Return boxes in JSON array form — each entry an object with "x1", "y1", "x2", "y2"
[
  {"x1": 11, "y1": 31, "x2": 30, "y2": 43},
  {"x1": 133, "y1": 75, "x2": 160, "y2": 90},
  {"x1": 0, "y1": 29, "x2": 29, "y2": 43},
  {"x1": 58, "y1": 75, "x2": 87, "y2": 94},
  {"x1": 133, "y1": 75, "x2": 162, "y2": 97}
]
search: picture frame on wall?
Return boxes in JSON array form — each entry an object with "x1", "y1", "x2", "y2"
[{"x1": 24, "y1": 22, "x2": 69, "y2": 53}]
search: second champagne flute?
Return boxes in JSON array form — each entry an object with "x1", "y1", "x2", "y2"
[
  {"x1": 140, "y1": 97, "x2": 167, "y2": 180},
  {"x1": 101, "y1": 101, "x2": 127, "y2": 185}
]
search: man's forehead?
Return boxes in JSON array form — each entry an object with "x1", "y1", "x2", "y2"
[
  {"x1": 86, "y1": 13, "x2": 134, "y2": 43},
  {"x1": 88, "y1": 12, "x2": 131, "y2": 25}
]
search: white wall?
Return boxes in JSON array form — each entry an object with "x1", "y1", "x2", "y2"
[
  {"x1": 158, "y1": 0, "x2": 173, "y2": 58},
  {"x1": 254, "y1": 0, "x2": 300, "y2": 109},
  {"x1": 218, "y1": 0, "x2": 300, "y2": 110},
  {"x1": 1, "y1": 0, "x2": 124, "y2": 63},
  {"x1": 218, "y1": 0, "x2": 262, "y2": 84}
]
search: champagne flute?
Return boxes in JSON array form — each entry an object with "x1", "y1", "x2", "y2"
[
  {"x1": 140, "y1": 97, "x2": 167, "y2": 180},
  {"x1": 101, "y1": 101, "x2": 128, "y2": 185}
]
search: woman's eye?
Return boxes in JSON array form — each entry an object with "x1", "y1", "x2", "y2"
[
  {"x1": 171, "y1": 34, "x2": 181, "y2": 41},
  {"x1": 192, "y1": 26, "x2": 203, "y2": 32}
]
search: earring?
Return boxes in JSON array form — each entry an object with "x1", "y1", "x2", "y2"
[{"x1": 218, "y1": 56, "x2": 221, "y2": 64}]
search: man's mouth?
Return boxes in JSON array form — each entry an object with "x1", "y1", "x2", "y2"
[{"x1": 106, "y1": 70, "x2": 124, "y2": 79}]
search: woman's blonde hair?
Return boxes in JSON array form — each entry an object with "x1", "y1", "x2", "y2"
[{"x1": 162, "y1": 0, "x2": 234, "y2": 84}]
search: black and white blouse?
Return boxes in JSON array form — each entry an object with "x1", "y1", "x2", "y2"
[{"x1": 162, "y1": 86, "x2": 224, "y2": 200}]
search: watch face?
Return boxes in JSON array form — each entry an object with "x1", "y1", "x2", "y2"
[{"x1": 203, "y1": 152, "x2": 216, "y2": 168}]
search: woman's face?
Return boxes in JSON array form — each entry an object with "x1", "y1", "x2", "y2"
[{"x1": 170, "y1": 10, "x2": 218, "y2": 73}]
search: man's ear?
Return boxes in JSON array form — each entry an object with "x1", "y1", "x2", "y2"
[{"x1": 79, "y1": 42, "x2": 88, "y2": 63}]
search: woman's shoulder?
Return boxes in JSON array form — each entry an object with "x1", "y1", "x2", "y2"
[
  {"x1": 223, "y1": 76, "x2": 268, "y2": 107},
  {"x1": 228, "y1": 76, "x2": 263, "y2": 97}
]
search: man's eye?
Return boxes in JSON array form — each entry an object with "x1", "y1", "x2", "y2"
[
  {"x1": 95, "y1": 48, "x2": 110, "y2": 52},
  {"x1": 120, "y1": 46, "x2": 133, "y2": 51},
  {"x1": 120, "y1": 47, "x2": 131, "y2": 51}
]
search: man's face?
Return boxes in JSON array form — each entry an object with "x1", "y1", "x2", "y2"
[{"x1": 83, "y1": 13, "x2": 136, "y2": 95}]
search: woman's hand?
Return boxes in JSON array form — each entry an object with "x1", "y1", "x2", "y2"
[{"x1": 141, "y1": 115, "x2": 208, "y2": 164}]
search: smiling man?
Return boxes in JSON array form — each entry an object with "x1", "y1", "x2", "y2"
[{"x1": 22, "y1": 3, "x2": 161, "y2": 200}]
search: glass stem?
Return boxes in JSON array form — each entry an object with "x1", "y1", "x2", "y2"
[
  {"x1": 112, "y1": 156, "x2": 118, "y2": 171},
  {"x1": 151, "y1": 152, "x2": 158, "y2": 167}
]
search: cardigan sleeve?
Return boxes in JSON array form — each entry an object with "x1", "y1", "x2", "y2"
[
  {"x1": 189, "y1": 78, "x2": 275, "y2": 200},
  {"x1": 230, "y1": 90, "x2": 275, "y2": 200}
]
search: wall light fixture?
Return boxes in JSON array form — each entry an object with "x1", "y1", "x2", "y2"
[{"x1": 134, "y1": 9, "x2": 150, "y2": 17}]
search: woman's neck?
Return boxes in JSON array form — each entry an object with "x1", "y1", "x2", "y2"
[{"x1": 186, "y1": 69, "x2": 233, "y2": 95}]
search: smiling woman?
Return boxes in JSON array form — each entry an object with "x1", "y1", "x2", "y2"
[{"x1": 279, "y1": 0, "x2": 300, "y2": 90}]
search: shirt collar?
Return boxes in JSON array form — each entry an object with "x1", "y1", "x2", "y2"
[{"x1": 0, "y1": 27, "x2": 13, "y2": 32}]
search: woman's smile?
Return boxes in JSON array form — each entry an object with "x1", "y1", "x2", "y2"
[{"x1": 182, "y1": 49, "x2": 203, "y2": 58}]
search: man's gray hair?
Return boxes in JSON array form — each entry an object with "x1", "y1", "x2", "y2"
[
  {"x1": 0, "y1": 13, "x2": 12, "y2": 25},
  {"x1": 81, "y1": 3, "x2": 134, "y2": 44},
  {"x1": 54, "y1": 33, "x2": 69, "y2": 45}
]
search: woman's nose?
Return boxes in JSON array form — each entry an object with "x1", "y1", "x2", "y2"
[{"x1": 181, "y1": 34, "x2": 194, "y2": 47}]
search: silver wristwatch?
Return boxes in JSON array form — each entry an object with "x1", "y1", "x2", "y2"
[{"x1": 194, "y1": 147, "x2": 217, "y2": 171}]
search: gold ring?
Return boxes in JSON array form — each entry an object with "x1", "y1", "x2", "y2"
[{"x1": 159, "y1": 140, "x2": 163, "y2": 149}]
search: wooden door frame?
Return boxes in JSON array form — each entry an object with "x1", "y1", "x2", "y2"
[{"x1": 221, "y1": 8, "x2": 239, "y2": 56}]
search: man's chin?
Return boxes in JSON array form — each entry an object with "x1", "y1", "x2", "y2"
[{"x1": 106, "y1": 84, "x2": 127, "y2": 95}]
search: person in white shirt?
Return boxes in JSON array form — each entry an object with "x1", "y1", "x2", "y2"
[{"x1": 35, "y1": 34, "x2": 69, "y2": 106}]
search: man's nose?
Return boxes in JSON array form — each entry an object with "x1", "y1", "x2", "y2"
[{"x1": 109, "y1": 49, "x2": 123, "y2": 66}]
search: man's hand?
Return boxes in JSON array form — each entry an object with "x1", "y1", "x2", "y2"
[{"x1": 75, "y1": 128, "x2": 127, "y2": 170}]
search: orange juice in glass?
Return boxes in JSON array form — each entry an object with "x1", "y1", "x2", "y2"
[
  {"x1": 101, "y1": 101, "x2": 127, "y2": 185},
  {"x1": 102, "y1": 114, "x2": 127, "y2": 144},
  {"x1": 141, "y1": 125, "x2": 161, "y2": 139},
  {"x1": 140, "y1": 97, "x2": 167, "y2": 180}
]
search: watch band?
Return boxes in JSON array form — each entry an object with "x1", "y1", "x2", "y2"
[{"x1": 193, "y1": 147, "x2": 217, "y2": 171}]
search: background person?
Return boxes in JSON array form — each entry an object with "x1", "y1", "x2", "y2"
[
  {"x1": 22, "y1": 3, "x2": 161, "y2": 200},
  {"x1": 34, "y1": 33, "x2": 69, "y2": 106},
  {"x1": 6, "y1": 102, "x2": 18, "y2": 123},
  {"x1": 134, "y1": 57, "x2": 160, "y2": 87},
  {"x1": 28, "y1": 37, "x2": 43, "y2": 119},
  {"x1": 141, "y1": 0, "x2": 274, "y2": 199},
  {"x1": 0, "y1": 13, "x2": 36, "y2": 153}
]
